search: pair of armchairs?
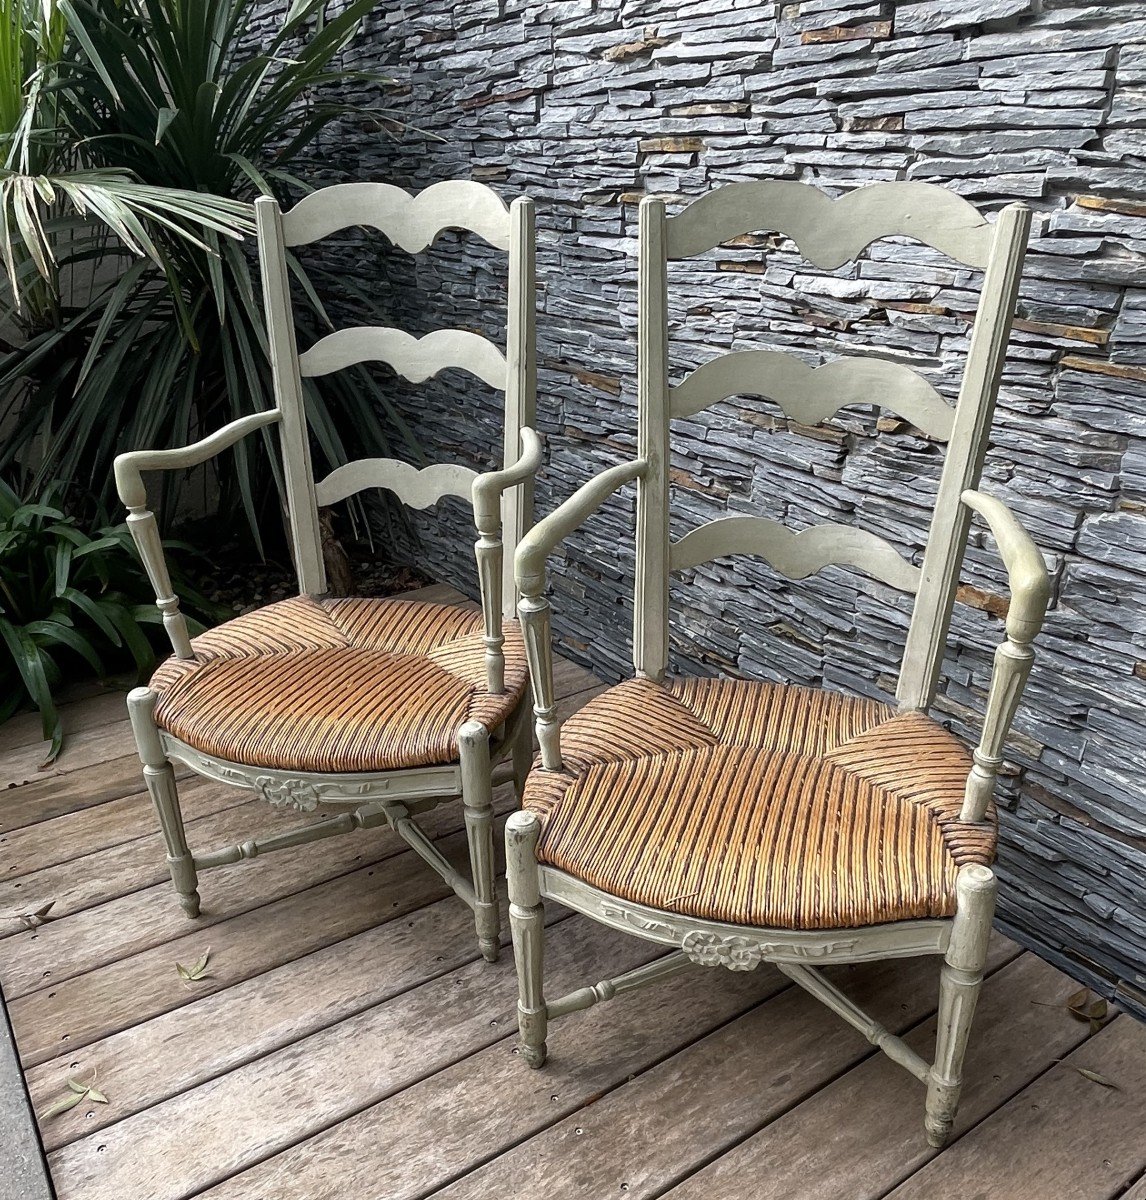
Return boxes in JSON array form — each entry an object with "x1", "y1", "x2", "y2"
[{"x1": 116, "y1": 178, "x2": 1047, "y2": 1148}]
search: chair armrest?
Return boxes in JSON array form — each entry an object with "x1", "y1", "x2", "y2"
[
  {"x1": 113, "y1": 410, "x2": 281, "y2": 660},
  {"x1": 960, "y1": 489, "x2": 1050, "y2": 642},
  {"x1": 470, "y1": 428, "x2": 544, "y2": 694},
  {"x1": 958, "y1": 489, "x2": 1051, "y2": 822},
  {"x1": 514, "y1": 458, "x2": 646, "y2": 770},
  {"x1": 471, "y1": 427, "x2": 543, "y2": 532},
  {"x1": 114, "y1": 410, "x2": 282, "y2": 509},
  {"x1": 515, "y1": 458, "x2": 646, "y2": 595}
]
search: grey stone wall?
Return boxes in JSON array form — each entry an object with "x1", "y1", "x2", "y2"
[{"x1": 298, "y1": 1, "x2": 1146, "y2": 1013}]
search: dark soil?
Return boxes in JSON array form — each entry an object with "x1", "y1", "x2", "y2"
[{"x1": 183, "y1": 538, "x2": 433, "y2": 618}]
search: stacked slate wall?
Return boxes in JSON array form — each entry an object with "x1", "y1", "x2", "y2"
[{"x1": 287, "y1": 1, "x2": 1146, "y2": 1013}]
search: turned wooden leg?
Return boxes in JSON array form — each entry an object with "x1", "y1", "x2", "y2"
[
  {"x1": 459, "y1": 720, "x2": 499, "y2": 963},
  {"x1": 127, "y1": 687, "x2": 200, "y2": 918},
  {"x1": 925, "y1": 864, "x2": 997, "y2": 1148},
  {"x1": 506, "y1": 810, "x2": 547, "y2": 1067},
  {"x1": 511, "y1": 706, "x2": 533, "y2": 804}
]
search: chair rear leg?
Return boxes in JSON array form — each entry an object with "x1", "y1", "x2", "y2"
[
  {"x1": 459, "y1": 720, "x2": 499, "y2": 962},
  {"x1": 511, "y1": 704, "x2": 532, "y2": 804},
  {"x1": 925, "y1": 864, "x2": 996, "y2": 1147},
  {"x1": 127, "y1": 687, "x2": 200, "y2": 918},
  {"x1": 506, "y1": 811, "x2": 547, "y2": 1067}
]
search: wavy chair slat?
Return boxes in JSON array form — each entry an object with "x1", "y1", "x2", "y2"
[
  {"x1": 670, "y1": 349, "x2": 956, "y2": 441},
  {"x1": 665, "y1": 180, "x2": 995, "y2": 269},
  {"x1": 670, "y1": 515, "x2": 923, "y2": 593},
  {"x1": 314, "y1": 458, "x2": 479, "y2": 509},
  {"x1": 297, "y1": 327, "x2": 508, "y2": 389},
  {"x1": 280, "y1": 179, "x2": 513, "y2": 251}
]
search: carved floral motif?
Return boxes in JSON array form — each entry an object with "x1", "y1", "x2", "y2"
[
  {"x1": 255, "y1": 776, "x2": 320, "y2": 812},
  {"x1": 681, "y1": 931, "x2": 762, "y2": 972}
]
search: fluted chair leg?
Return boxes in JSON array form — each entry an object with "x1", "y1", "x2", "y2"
[
  {"x1": 925, "y1": 864, "x2": 997, "y2": 1147},
  {"x1": 506, "y1": 810, "x2": 547, "y2": 1067},
  {"x1": 459, "y1": 720, "x2": 500, "y2": 962},
  {"x1": 511, "y1": 707, "x2": 532, "y2": 804},
  {"x1": 127, "y1": 687, "x2": 200, "y2": 918}
]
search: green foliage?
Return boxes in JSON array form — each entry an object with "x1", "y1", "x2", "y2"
[
  {"x1": 0, "y1": 477, "x2": 217, "y2": 761},
  {"x1": 0, "y1": 0, "x2": 254, "y2": 330},
  {"x1": 0, "y1": 0, "x2": 417, "y2": 546}
]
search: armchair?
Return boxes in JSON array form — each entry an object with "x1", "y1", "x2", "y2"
[
  {"x1": 116, "y1": 180, "x2": 540, "y2": 963},
  {"x1": 506, "y1": 180, "x2": 1048, "y2": 1146}
]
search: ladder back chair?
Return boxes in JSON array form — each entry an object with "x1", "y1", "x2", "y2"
[
  {"x1": 508, "y1": 181, "x2": 1048, "y2": 1144},
  {"x1": 115, "y1": 180, "x2": 540, "y2": 962}
]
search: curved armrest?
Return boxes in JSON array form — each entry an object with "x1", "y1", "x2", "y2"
[
  {"x1": 515, "y1": 458, "x2": 646, "y2": 595},
  {"x1": 958, "y1": 489, "x2": 1051, "y2": 822},
  {"x1": 113, "y1": 409, "x2": 281, "y2": 660},
  {"x1": 114, "y1": 410, "x2": 282, "y2": 509},
  {"x1": 514, "y1": 458, "x2": 645, "y2": 770},
  {"x1": 472, "y1": 427, "x2": 544, "y2": 532},
  {"x1": 960, "y1": 489, "x2": 1050, "y2": 643},
  {"x1": 470, "y1": 428, "x2": 544, "y2": 694}
]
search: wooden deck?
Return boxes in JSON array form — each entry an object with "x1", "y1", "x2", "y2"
[{"x1": 1, "y1": 583, "x2": 1144, "y2": 1200}]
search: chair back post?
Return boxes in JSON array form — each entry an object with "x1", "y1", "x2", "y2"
[
  {"x1": 501, "y1": 195, "x2": 538, "y2": 618},
  {"x1": 896, "y1": 202, "x2": 1032, "y2": 711},
  {"x1": 254, "y1": 195, "x2": 327, "y2": 597},
  {"x1": 634, "y1": 195, "x2": 671, "y2": 682}
]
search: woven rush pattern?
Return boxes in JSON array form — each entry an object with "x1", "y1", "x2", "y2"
[
  {"x1": 523, "y1": 677, "x2": 996, "y2": 930},
  {"x1": 150, "y1": 596, "x2": 528, "y2": 773}
]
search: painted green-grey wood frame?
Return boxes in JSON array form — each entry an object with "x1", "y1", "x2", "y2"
[
  {"x1": 115, "y1": 180, "x2": 539, "y2": 961},
  {"x1": 509, "y1": 180, "x2": 1048, "y2": 1144}
]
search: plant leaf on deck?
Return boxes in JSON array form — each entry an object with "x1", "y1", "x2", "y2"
[{"x1": 175, "y1": 947, "x2": 212, "y2": 982}]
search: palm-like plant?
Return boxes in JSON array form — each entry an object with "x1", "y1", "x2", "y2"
[
  {"x1": 1, "y1": 0, "x2": 416, "y2": 545},
  {"x1": 0, "y1": 0, "x2": 253, "y2": 327}
]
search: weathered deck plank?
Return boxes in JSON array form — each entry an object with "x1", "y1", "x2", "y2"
[
  {"x1": 29, "y1": 895, "x2": 567, "y2": 1152},
  {"x1": 48, "y1": 918, "x2": 655, "y2": 1200},
  {"x1": 1, "y1": 776, "x2": 237, "y2": 886},
  {"x1": 885, "y1": 1015, "x2": 1146, "y2": 1200},
  {"x1": 193, "y1": 959, "x2": 784, "y2": 1200},
  {"x1": 662, "y1": 952, "x2": 1103, "y2": 1200},
  {"x1": 1122, "y1": 1173, "x2": 1146, "y2": 1200},
  {"x1": 427, "y1": 933, "x2": 1018, "y2": 1200},
  {"x1": 10, "y1": 820, "x2": 487, "y2": 1066},
  {"x1": 0, "y1": 787, "x2": 306, "y2": 929},
  {"x1": 0, "y1": 752, "x2": 193, "y2": 833},
  {"x1": 0, "y1": 587, "x2": 1134, "y2": 1200},
  {"x1": 0, "y1": 791, "x2": 477, "y2": 1001}
]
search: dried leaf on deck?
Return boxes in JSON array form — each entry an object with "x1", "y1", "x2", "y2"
[
  {"x1": 1065, "y1": 986, "x2": 1108, "y2": 1026},
  {"x1": 175, "y1": 947, "x2": 212, "y2": 982},
  {"x1": 41, "y1": 1075, "x2": 107, "y2": 1120},
  {"x1": 1075, "y1": 1066, "x2": 1119, "y2": 1090},
  {"x1": 41, "y1": 1089, "x2": 87, "y2": 1120},
  {"x1": 3, "y1": 900, "x2": 56, "y2": 931}
]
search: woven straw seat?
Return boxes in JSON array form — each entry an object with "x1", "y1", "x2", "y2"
[
  {"x1": 150, "y1": 596, "x2": 528, "y2": 774},
  {"x1": 522, "y1": 677, "x2": 995, "y2": 931}
]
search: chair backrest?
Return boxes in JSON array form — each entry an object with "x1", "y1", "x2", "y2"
[
  {"x1": 633, "y1": 181, "x2": 1031, "y2": 711},
  {"x1": 254, "y1": 181, "x2": 536, "y2": 614}
]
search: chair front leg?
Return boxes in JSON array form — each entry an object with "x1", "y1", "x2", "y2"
[
  {"x1": 127, "y1": 687, "x2": 200, "y2": 918},
  {"x1": 459, "y1": 720, "x2": 499, "y2": 962},
  {"x1": 506, "y1": 811, "x2": 547, "y2": 1067},
  {"x1": 925, "y1": 863, "x2": 997, "y2": 1147}
]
